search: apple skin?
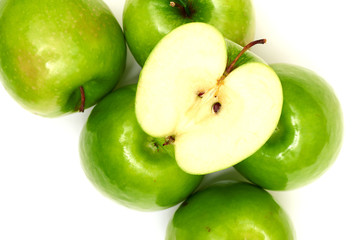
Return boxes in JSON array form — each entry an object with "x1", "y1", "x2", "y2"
[
  {"x1": 166, "y1": 181, "x2": 295, "y2": 239},
  {"x1": 123, "y1": 0, "x2": 255, "y2": 66},
  {"x1": 79, "y1": 84, "x2": 203, "y2": 211},
  {"x1": 0, "y1": 0, "x2": 127, "y2": 117},
  {"x1": 234, "y1": 64, "x2": 343, "y2": 190}
]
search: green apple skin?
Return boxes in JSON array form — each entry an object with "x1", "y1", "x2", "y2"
[
  {"x1": 234, "y1": 64, "x2": 343, "y2": 190},
  {"x1": 0, "y1": 0, "x2": 127, "y2": 117},
  {"x1": 79, "y1": 84, "x2": 203, "y2": 211},
  {"x1": 123, "y1": 0, "x2": 255, "y2": 66},
  {"x1": 166, "y1": 181, "x2": 295, "y2": 240}
]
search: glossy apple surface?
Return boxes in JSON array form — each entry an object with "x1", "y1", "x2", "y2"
[
  {"x1": 166, "y1": 181, "x2": 295, "y2": 239},
  {"x1": 79, "y1": 84, "x2": 203, "y2": 211},
  {"x1": 0, "y1": 0, "x2": 127, "y2": 117},
  {"x1": 123, "y1": 0, "x2": 255, "y2": 66},
  {"x1": 234, "y1": 64, "x2": 343, "y2": 190}
]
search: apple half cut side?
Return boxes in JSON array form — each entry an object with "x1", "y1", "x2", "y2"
[{"x1": 135, "y1": 22, "x2": 283, "y2": 174}]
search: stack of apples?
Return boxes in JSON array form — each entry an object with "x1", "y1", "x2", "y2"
[{"x1": 0, "y1": 0, "x2": 343, "y2": 239}]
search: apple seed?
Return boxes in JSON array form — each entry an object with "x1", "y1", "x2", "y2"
[{"x1": 212, "y1": 102, "x2": 221, "y2": 113}]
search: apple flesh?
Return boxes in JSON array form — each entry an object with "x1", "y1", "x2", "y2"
[
  {"x1": 166, "y1": 181, "x2": 295, "y2": 239},
  {"x1": 234, "y1": 64, "x2": 344, "y2": 190},
  {"x1": 79, "y1": 84, "x2": 203, "y2": 211},
  {"x1": 135, "y1": 23, "x2": 283, "y2": 175},
  {"x1": 123, "y1": 0, "x2": 255, "y2": 66},
  {"x1": 0, "y1": 0, "x2": 127, "y2": 117}
]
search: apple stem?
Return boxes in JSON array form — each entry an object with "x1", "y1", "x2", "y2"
[
  {"x1": 224, "y1": 39, "x2": 267, "y2": 77},
  {"x1": 79, "y1": 86, "x2": 85, "y2": 112},
  {"x1": 170, "y1": 0, "x2": 191, "y2": 17},
  {"x1": 214, "y1": 39, "x2": 266, "y2": 97}
]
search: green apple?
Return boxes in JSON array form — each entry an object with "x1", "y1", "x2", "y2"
[
  {"x1": 234, "y1": 64, "x2": 343, "y2": 190},
  {"x1": 0, "y1": 0, "x2": 127, "y2": 117},
  {"x1": 123, "y1": 0, "x2": 255, "y2": 66},
  {"x1": 79, "y1": 84, "x2": 203, "y2": 211},
  {"x1": 166, "y1": 181, "x2": 295, "y2": 239},
  {"x1": 135, "y1": 22, "x2": 283, "y2": 175}
]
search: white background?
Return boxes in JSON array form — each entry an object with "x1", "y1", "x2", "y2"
[{"x1": 0, "y1": 0, "x2": 361, "y2": 239}]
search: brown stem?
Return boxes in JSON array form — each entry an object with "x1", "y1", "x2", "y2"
[
  {"x1": 79, "y1": 86, "x2": 85, "y2": 112},
  {"x1": 224, "y1": 39, "x2": 267, "y2": 77},
  {"x1": 214, "y1": 39, "x2": 266, "y2": 97}
]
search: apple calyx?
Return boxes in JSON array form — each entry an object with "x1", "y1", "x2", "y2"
[
  {"x1": 170, "y1": 0, "x2": 192, "y2": 18},
  {"x1": 78, "y1": 86, "x2": 85, "y2": 112},
  {"x1": 163, "y1": 136, "x2": 176, "y2": 146}
]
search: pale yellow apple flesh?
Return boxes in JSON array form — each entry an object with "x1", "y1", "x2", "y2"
[{"x1": 135, "y1": 23, "x2": 282, "y2": 174}]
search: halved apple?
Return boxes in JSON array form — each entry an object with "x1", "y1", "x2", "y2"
[{"x1": 135, "y1": 23, "x2": 283, "y2": 174}]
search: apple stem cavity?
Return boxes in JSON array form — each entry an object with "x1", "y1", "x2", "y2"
[
  {"x1": 79, "y1": 86, "x2": 85, "y2": 112},
  {"x1": 170, "y1": 0, "x2": 191, "y2": 17}
]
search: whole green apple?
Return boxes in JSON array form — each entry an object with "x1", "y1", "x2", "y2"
[
  {"x1": 166, "y1": 181, "x2": 295, "y2": 239},
  {"x1": 234, "y1": 64, "x2": 343, "y2": 190},
  {"x1": 79, "y1": 84, "x2": 203, "y2": 211},
  {"x1": 123, "y1": 0, "x2": 255, "y2": 66},
  {"x1": 0, "y1": 0, "x2": 127, "y2": 117}
]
